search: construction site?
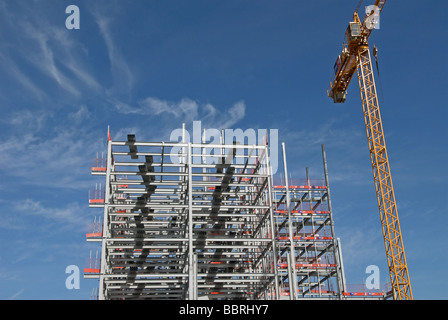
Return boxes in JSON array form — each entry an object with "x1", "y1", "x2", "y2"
[{"x1": 83, "y1": 0, "x2": 413, "y2": 301}]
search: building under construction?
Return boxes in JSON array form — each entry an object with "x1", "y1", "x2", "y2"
[
  {"x1": 84, "y1": 127, "x2": 392, "y2": 300},
  {"x1": 77, "y1": 0, "x2": 417, "y2": 301}
]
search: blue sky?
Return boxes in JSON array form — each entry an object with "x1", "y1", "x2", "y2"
[{"x1": 0, "y1": 0, "x2": 446, "y2": 300}]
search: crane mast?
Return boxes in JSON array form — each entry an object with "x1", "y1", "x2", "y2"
[{"x1": 328, "y1": 1, "x2": 413, "y2": 300}]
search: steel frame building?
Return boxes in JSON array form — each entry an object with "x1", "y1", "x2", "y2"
[
  {"x1": 84, "y1": 128, "x2": 391, "y2": 300},
  {"x1": 272, "y1": 143, "x2": 345, "y2": 299}
]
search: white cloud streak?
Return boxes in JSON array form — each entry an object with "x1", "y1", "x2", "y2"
[
  {"x1": 0, "y1": 2, "x2": 102, "y2": 101},
  {"x1": 94, "y1": 14, "x2": 134, "y2": 96},
  {"x1": 68, "y1": 105, "x2": 91, "y2": 123},
  {"x1": 20, "y1": 21, "x2": 81, "y2": 97},
  {"x1": 115, "y1": 97, "x2": 246, "y2": 129},
  {"x1": 0, "y1": 108, "x2": 104, "y2": 190},
  {"x1": 0, "y1": 53, "x2": 47, "y2": 101},
  {"x1": 15, "y1": 199, "x2": 86, "y2": 227},
  {"x1": 7, "y1": 289, "x2": 24, "y2": 300}
]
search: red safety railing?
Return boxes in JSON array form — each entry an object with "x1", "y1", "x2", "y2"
[
  {"x1": 86, "y1": 221, "x2": 103, "y2": 238},
  {"x1": 84, "y1": 258, "x2": 101, "y2": 274},
  {"x1": 272, "y1": 178, "x2": 327, "y2": 189},
  {"x1": 89, "y1": 190, "x2": 105, "y2": 204},
  {"x1": 343, "y1": 283, "x2": 390, "y2": 297},
  {"x1": 278, "y1": 263, "x2": 337, "y2": 269},
  {"x1": 280, "y1": 285, "x2": 336, "y2": 296},
  {"x1": 276, "y1": 236, "x2": 333, "y2": 241},
  {"x1": 274, "y1": 210, "x2": 330, "y2": 215},
  {"x1": 91, "y1": 158, "x2": 107, "y2": 172}
]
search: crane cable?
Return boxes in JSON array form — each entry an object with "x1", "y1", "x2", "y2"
[{"x1": 372, "y1": 44, "x2": 385, "y2": 104}]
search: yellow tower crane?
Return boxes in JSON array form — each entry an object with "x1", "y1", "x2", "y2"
[{"x1": 327, "y1": 0, "x2": 413, "y2": 300}]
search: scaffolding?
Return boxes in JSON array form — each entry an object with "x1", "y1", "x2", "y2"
[{"x1": 84, "y1": 127, "x2": 391, "y2": 300}]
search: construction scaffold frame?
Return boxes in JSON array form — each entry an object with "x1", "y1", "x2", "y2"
[{"x1": 84, "y1": 127, "x2": 392, "y2": 300}]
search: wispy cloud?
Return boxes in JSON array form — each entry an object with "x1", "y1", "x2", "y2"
[
  {"x1": 0, "y1": 53, "x2": 47, "y2": 101},
  {"x1": 337, "y1": 226, "x2": 384, "y2": 268},
  {"x1": 68, "y1": 105, "x2": 91, "y2": 123},
  {"x1": 278, "y1": 115, "x2": 372, "y2": 185},
  {"x1": 140, "y1": 97, "x2": 199, "y2": 118},
  {"x1": 94, "y1": 13, "x2": 134, "y2": 96},
  {"x1": 15, "y1": 199, "x2": 87, "y2": 227},
  {"x1": 112, "y1": 126, "x2": 145, "y2": 141},
  {"x1": 20, "y1": 21, "x2": 81, "y2": 97},
  {"x1": 7, "y1": 289, "x2": 24, "y2": 300},
  {"x1": 8, "y1": 109, "x2": 48, "y2": 133},
  {"x1": 214, "y1": 101, "x2": 246, "y2": 128},
  {"x1": 115, "y1": 96, "x2": 246, "y2": 129},
  {"x1": 0, "y1": 108, "x2": 104, "y2": 190},
  {"x1": 115, "y1": 97, "x2": 199, "y2": 123},
  {"x1": 0, "y1": 2, "x2": 102, "y2": 102},
  {"x1": 282, "y1": 116, "x2": 362, "y2": 150}
]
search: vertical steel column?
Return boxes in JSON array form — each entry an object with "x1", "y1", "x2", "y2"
[
  {"x1": 187, "y1": 142, "x2": 194, "y2": 299},
  {"x1": 98, "y1": 139, "x2": 112, "y2": 300},
  {"x1": 265, "y1": 144, "x2": 280, "y2": 300},
  {"x1": 336, "y1": 238, "x2": 347, "y2": 296},
  {"x1": 193, "y1": 253, "x2": 198, "y2": 300},
  {"x1": 182, "y1": 123, "x2": 186, "y2": 164},
  {"x1": 321, "y1": 144, "x2": 344, "y2": 299},
  {"x1": 286, "y1": 252, "x2": 293, "y2": 300},
  {"x1": 281, "y1": 143, "x2": 297, "y2": 299}
]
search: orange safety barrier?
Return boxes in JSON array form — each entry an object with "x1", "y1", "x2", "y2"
[
  {"x1": 278, "y1": 263, "x2": 337, "y2": 269},
  {"x1": 276, "y1": 236, "x2": 333, "y2": 240},
  {"x1": 112, "y1": 249, "x2": 170, "y2": 253},
  {"x1": 207, "y1": 185, "x2": 328, "y2": 191},
  {"x1": 89, "y1": 190, "x2": 105, "y2": 204},
  {"x1": 342, "y1": 292, "x2": 383, "y2": 296},
  {"x1": 86, "y1": 220, "x2": 102, "y2": 237},
  {"x1": 273, "y1": 178, "x2": 326, "y2": 186},
  {"x1": 280, "y1": 289, "x2": 335, "y2": 296},
  {"x1": 342, "y1": 284, "x2": 387, "y2": 297},
  {"x1": 89, "y1": 199, "x2": 104, "y2": 204},
  {"x1": 91, "y1": 158, "x2": 107, "y2": 172},
  {"x1": 84, "y1": 258, "x2": 101, "y2": 274},
  {"x1": 274, "y1": 210, "x2": 330, "y2": 215},
  {"x1": 273, "y1": 185, "x2": 327, "y2": 189},
  {"x1": 86, "y1": 232, "x2": 102, "y2": 238}
]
